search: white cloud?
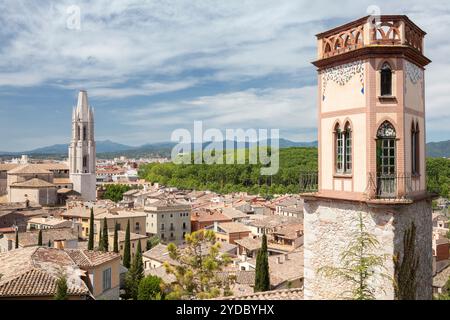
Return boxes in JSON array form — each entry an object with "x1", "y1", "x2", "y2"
[
  {"x1": 119, "y1": 86, "x2": 317, "y2": 144},
  {"x1": 0, "y1": 0, "x2": 449, "y2": 146}
]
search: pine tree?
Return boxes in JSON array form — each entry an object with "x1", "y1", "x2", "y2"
[
  {"x1": 101, "y1": 217, "x2": 109, "y2": 252},
  {"x1": 113, "y1": 223, "x2": 119, "y2": 253},
  {"x1": 87, "y1": 208, "x2": 94, "y2": 250},
  {"x1": 15, "y1": 229, "x2": 19, "y2": 249},
  {"x1": 123, "y1": 220, "x2": 131, "y2": 268},
  {"x1": 254, "y1": 233, "x2": 270, "y2": 292},
  {"x1": 38, "y1": 229, "x2": 43, "y2": 246}
]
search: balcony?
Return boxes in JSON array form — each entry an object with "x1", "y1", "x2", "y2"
[
  {"x1": 299, "y1": 171, "x2": 319, "y2": 193},
  {"x1": 367, "y1": 172, "x2": 413, "y2": 200},
  {"x1": 315, "y1": 15, "x2": 428, "y2": 64}
]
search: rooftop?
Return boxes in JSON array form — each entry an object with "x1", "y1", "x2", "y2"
[
  {"x1": 219, "y1": 288, "x2": 303, "y2": 300},
  {"x1": 6, "y1": 227, "x2": 78, "y2": 247},
  {"x1": 216, "y1": 222, "x2": 251, "y2": 234},
  {"x1": 11, "y1": 178, "x2": 55, "y2": 188},
  {"x1": 7, "y1": 164, "x2": 52, "y2": 175},
  {"x1": 65, "y1": 249, "x2": 120, "y2": 268},
  {"x1": 0, "y1": 247, "x2": 90, "y2": 298}
]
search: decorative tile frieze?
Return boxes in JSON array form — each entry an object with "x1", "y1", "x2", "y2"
[{"x1": 322, "y1": 60, "x2": 364, "y2": 100}]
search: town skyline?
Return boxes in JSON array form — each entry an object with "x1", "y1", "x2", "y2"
[{"x1": 1, "y1": 1, "x2": 449, "y2": 152}]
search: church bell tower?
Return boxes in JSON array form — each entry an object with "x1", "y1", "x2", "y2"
[
  {"x1": 302, "y1": 15, "x2": 433, "y2": 299},
  {"x1": 69, "y1": 90, "x2": 96, "y2": 201}
]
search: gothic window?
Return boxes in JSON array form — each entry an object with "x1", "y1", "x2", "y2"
[
  {"x1": 344, "y1": 122, "x2": 352, "y2": 173},
  {"x1": 376, "y1": 121, "x2": 396, "y2": 175},
  {"x1": 77, "y1": 125, "x2": 81, "y2": 140},
  {"x1": 334, "y1": 122, "x2": 352, "y2": 174},
  {"x1": 83, "y1": 125, "x2": 87, "y2": 141},
  {"x1": 380, "y1": 62, "x2": 392, "y2": 96},
  {"x1": 335, "y1": 123, "x2": 343, "y2": 173},
  {"x1": 83, "y1": 156, "x2": 88, "y2": 168},
  {"x1": 411, "y1": 122, "x2": 420, "y2": 175}
]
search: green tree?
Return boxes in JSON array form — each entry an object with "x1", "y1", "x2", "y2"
[
  {"x1": 48, "y1": 239, "x2": 51, "y2": 247},
  {"x1": 113, "y1": 223, "x2": 119, "y2": 253},
  {"x1": 146, "y1": 236, "x2": 160, "y2": 251},
  {"x1": 254, "y1": 234, "x2": 270, "y2": 292},
  {"x1": 318, "y1": 211, "x2": 389, "y2": 300},
  {"x1": 138, "y1": 275, "x2": 164, "y2": 300},
  {"x1": 54, "y1": 271, "x2": 68, "y2": 300},
  {"x1": 164, "y1": 230, "x2": 233, "y2": 300},
  {"x1": 102, "y1": 184, "x2": 133, "y2": 203},
  {"x1": 88, "y1": 208, "x2": 94, "y2": 250},
  {"x1": 394, "y1": 222, "x2": 419, "y2": 300},
  {"x1": 15, "y1": 229, "x2": 19, "y2": 249},
  {"x1": 101, "y1": 217, "x2": 109, "y2": 252},
  {"x1": 125, "y1": 240, "x2": 144, "y2": 300},
  {"x1": 37, "y1": 229, "x2": 43, "y2": 246},
  {"x1": 98, "y1": 229, "x2": 103, "y2": 251},
  {"x1": 123, "y1": 220, "x2": 131, "y2": 268}
]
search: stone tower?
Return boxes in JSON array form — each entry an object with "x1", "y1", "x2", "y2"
[
  {"x1": 301, "y1": 16, "x2": 433, "y2": 299},
  {"x1": 69, "y1": 90, "x2": 96, "y2": 201}
]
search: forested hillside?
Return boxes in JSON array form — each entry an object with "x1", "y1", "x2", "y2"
[{"x1": 139, "y1": 147, "x2": 450, "y2": 198}]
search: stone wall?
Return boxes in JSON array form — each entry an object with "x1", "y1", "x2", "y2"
[{"x1": 303, "y1": 198, "x2": 432, "y2": 300}]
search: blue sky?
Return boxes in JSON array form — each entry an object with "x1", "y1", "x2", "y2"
[{"x1": 0, "y1": 0, "x2": 449, "y2": 151}]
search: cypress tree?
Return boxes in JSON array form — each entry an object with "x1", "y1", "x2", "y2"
[
  {"x1": 87, "y1": 208, "x2": 94, "y2": 250},
  {"x1": 38, "y1": 229, "x2": 43, "y2": 246},
  {"x1": 102, "y1": 217, "x2": 109, "y2": 252},
  {"x1": 54, "y1": 272, "x2": 68, "y2": 300},
  {"x1": 123, "y1": 220, "x2": 131, "y2": 268},
  {"x1": 48, "y1": 239, "x2": 51, "y2": 247},
  {"x1": 15, "y1": 230, "x2": 19, "y2": 249},
  {"x1": 254, "y1": 234, "x2": 270, "y2": 292},
  {"x1": 113, "y1": 223, "x2": 119, "y2": 253},
  {"x1": 134, "y1": 240, "x2": 144, "y2": 282},
  {"x1": 98, "y1": 229, "x2": 103, "y2": 251},
  {"x1": 126, "y1": 240, "x2": 144, "y2": 300}
]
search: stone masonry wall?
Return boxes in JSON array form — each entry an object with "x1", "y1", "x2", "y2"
[{"x1": 303, "y1": 198, "x2": 432, "y2": 300}]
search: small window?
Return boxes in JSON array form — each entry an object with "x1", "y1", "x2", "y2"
[
  {"x1": 380, "y1": 62, "x2": 392, "y2": 96},
  {"x1": 411, "y1": 121, "x2": 420, "y2": 175}
]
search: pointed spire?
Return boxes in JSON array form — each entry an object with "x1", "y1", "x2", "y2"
[{"x1": 76, "y1": 90, "x2": 90, "y2": 120}]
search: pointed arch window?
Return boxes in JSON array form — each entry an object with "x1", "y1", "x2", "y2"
[
  {"x1": 334, "y1": 122, "x2": 352, "y2": 174},
  {"x1": 83, "y1": 125, "x2": 87, "y2": 141},
  {"x1": 380, "y1": 62, "x2": 392, "y2": 96},
  {"x1": 411, "y1": 121, "x2": 420, "y2": 175},
  {"x1": 376, "y1": 121, "x2": 396, "y2": 175}
]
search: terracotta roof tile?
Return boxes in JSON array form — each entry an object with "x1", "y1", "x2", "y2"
[{"x1": 219, "y1": 288, "x2": 303, "y2": 300}]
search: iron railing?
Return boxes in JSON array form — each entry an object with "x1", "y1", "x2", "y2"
[
  {"x1": 299, "y1": 171, "x2": 319, "y2": 193},
  {"x1": 367, "y1": 172, "x2": 413, "y2": 200}
]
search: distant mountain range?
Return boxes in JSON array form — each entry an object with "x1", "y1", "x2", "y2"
[
  {"x1": 0, "y1": 138, "x2": 317, "y2": 158},
  {"x1": 426, "y1": 140, "x2": 450, "y2": 158},
  {"x1": 1, "y1": 139, "x2": 448, "y2": 158}
]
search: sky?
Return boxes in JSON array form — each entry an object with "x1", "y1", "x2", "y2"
[{"x1": 0, "y1": 0, "x2": 449, "y2": 152}]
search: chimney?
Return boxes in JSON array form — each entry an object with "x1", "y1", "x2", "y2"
[
  {"x1": 214, "y1": 221, "x2": 218, "y2": 232},
  {"x1": 276, "y1": 256, "x2": 282, "y2": 264}
]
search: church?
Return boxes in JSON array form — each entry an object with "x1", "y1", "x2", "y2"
[{"x1": 0, "y1": 90, "x2": 97, "y2": 205}]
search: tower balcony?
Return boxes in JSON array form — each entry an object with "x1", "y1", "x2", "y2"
[
  {"x1": 298, "y1": 171, "x2": 319, "y2": 193},
  {"x1": 314, "y1": 15, "x2": 428, "y2": 66},
  {"x1": 299, "y1": 171, "x2": 438, "y2": 203}
]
